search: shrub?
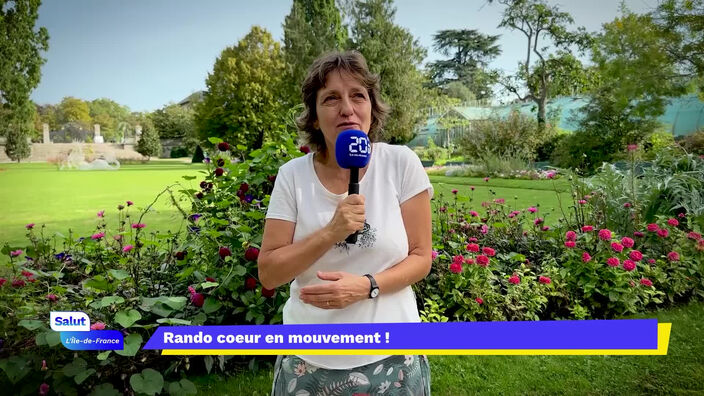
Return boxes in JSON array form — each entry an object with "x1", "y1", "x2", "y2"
[{"x1": 677, "y1": 130, "x2": 704, "y2": 155}]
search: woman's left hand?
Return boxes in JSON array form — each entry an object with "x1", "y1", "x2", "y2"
[{"x1": 299, "y1": 271, "x2": 370, "y2": 309}]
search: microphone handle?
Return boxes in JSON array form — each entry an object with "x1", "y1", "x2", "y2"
[{"x1": 346, "y1": 167, "x2": 360, "y2": 244}]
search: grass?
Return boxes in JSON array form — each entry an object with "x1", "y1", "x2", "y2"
[{"x1": 187, "y1": 301, "x2": 704, "y2": 395}]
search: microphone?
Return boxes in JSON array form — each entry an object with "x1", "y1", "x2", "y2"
[{"x1": 334, "y1": 129, "x2": 372, "y2": 244}]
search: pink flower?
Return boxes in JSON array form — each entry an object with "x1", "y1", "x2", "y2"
[
  {"x1": 21, "y1": 270, "x2": 33, "y2": 277},
  {"x1": 126, "y1": 200, "x2": 134, "y2": 206},
  {"x1": 648, "y1": 258, "x2": 656, "y2": 264},
  {"x1": 475, "y1": 297, "x2": 483, "y2": 304},
  {"x1": 10, "y1": 249, "x2": 23, "y2": 257},
  {"x1": 623, "y1": 260, "x2": 636, "y2": 271},
  {"x1": 667, "y1": 251, "x2": 680, "y2": 262},
  {"x1": 640, "y1": 278, "x2": 653, "y2": 287},
  {"x1": 451, "y1": 255, "x2": 463, "y2": 266},
  {"x1": 90, "y1": 322, "x2": 105, "y2": 330},
  {"x1": 39, "y1": 383, "x2": 49, "y2": 396},
  {"x1": 633, "y1": 231, "x2": 644, "y2": 237},
  {"x1": 470, "y1": 186, "x2": 475, "y2": 191},
  {"x1": 449, "y1": 262, "x2": 463, "y2": 273},
  {"x1": 646, "y1": 223, "x2": 659, "y2": 232},
  {"x1": 41, "y1": 360, "x2": 47, "y2": 371},
  {"x1": 678, "y1": 212, "x2": 686, "y2": 218},
  {"x1": 91, "y1": 232, "x2": 105, "y2": 240},
  {"x1": 539, "y1": 276, "x2": 551, "y2": 284},
  {"x1": 564, "y1": 241, "x2": 576, "y2": 248},
  {"x1": 131, "y1": 223, "x2": 146, "y2": 229},
  {"x1": 494, "y1": 198, "x2": 505, "y2": 204},
  {"x1": 481, "y1": 247, "x2": 496, "y2": 257},
  {"x1": 621, "y1": 237, "x2": 634, "y2": 248},
  {"x1": 667, "y1": 218, "x2": 679, "y2": 227},
  {"x1": 657, "y1": 229, "x2": 669, "y2": 238},
  {"x1": 629, "y1": 250, "x2": 643, "y2": 261},
  {"x1": 527, "y1": 207, "x2": 537, "y2": 213},
  {"x1": 0, "y1": 278, "x2": 6, "y2": 287},
  {"x1": 484, "y1": 177, "x2": 490, "y2": 182},
  {"x1": 431, "y1": 250, "x2": 438, "y2": 260},
  {"x1": 46, "y1": 294, "x2": 58, "y2": 302},
  {"x1": 582, "y1": 225, "x2": 594, "y2": 232},
  {"x1": 113, "y1": 235, "x2": 122, "y2": 241},
  {"x1": 508, "y1": 213, "x2": 516, "y2": 218},
  {"x1": 623, "y1": 202, "x2": 632, "y2": 208},
  {"x1": 627, "y1": 144, "x2": 638, "y2": 152},
  {"x1": 97, "y1": 210, "x2": 105, "y2": 218},
  {"x1": 606, "y1": 257, "x2": 620, "y2": 267},
  {"x1": 466, "y1": 243, "x2": 480, "y2": 252},
  {"x1": 469, "y1": 237, "x2": 478, "y2": 242},
  {"x1": 598, "y1": 229, "x2": 612, "y2": 241},
  {"x1": 191, "y1": 293, "x2": 205, "y2": 307},
  {"x1": 476, "y1": 255, "x2": 490, "y2": 267},
  {"x1": 534, "y1": 217, "x2": 544, "y2": 225},
  {"x1": 611, "y1": 242, "x2": 624, "y2": 253},
  {"x1": 508, "y1": 274, "x2": 520, "y2": 285},
  {"x1": 439, "y1": 206, "x2": 446, "y2": 213},
  {"x1": 480, "y1": 224, "x2": 489, "y2": 234},
  {"x1": 578, "y1": 199, "x2": 587, "y2": 205},
  {"x1": 12, "y1": 278, "x2": 26, "y2": 288},
  {"x1": 542, "y1": 226, "x2": 550, "y2": 231},
  {"x1": 464, "y1": 257, "x2": 475, "y2": 265},
  {"x1": 451, "y1": 189, "x2": 458, "y2": 194},
  {"x1": 565, "y1": 231, "x2": 577, "y2": 241},
  {"x1": 582, "y1": 252, "x2": 592, "y2": 262},
  {"x1": 687, "y1": 232, "x2": 702, "y2": 240},
  {"x1": 219, "y1": 246, "x2": 232, "y2": 258},
  {"x1": 245, "y1": 247, "x2": 260, "y2": 261},
  {"x1": 25, "y1": 223, "x2": 35, "y2": 230},
  {"x1": 122, "y1": 245, "x2": 134, "y2": 253}
]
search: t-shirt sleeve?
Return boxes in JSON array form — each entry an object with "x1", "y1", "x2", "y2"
[
  {"x1": 399, "y1": 146, "x2": 434, "y2": 204},
  {"x1": 266, "y1": 164, "x2": 297, "y2": 223}
]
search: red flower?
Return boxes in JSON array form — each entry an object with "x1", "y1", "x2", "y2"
[
  {"x1": 90, "y1": 322, "x2": 106, "y2": 330},
  {"x1": 214, "y1": 167, "x2": 224, "y2": 177},
  {"x1": 646, "y1": 223, "x2": 659, "y2": 232},
  {"x1": 606, "y1": 257, "x2": 620, "y2": 267},
  {"x1": 621, "y1": 237, "x2": 634, "y2": 248},
  {"x1": 598, "y1": 229, "x2": 612, "y2": 241},
  {"x1": 565, "y1": 231, "x2": 577, "y2": 241},
  {"x1": 542, "y1": 226, "x2": 550, "y2": 232},
  {"x1": 191, "y1": 293, "x2": 205, "y2": 307},
  {"x1": 623, "y1": 260, "x2": 636, "y2": 271},
  {"x1": 667, "y1": 218, "x2": 679, "y2": 227},
  {"x1": 26, "y1": 223, "x2": 35, "y2": 230},
  {"x1": 657, "y1": 229, "x2": 669, "y2": 238},
  {"x1": 466, "y1": 243, "x2": 480, "y2": 252},
  {"x1": 452, "y1": 255, "x2": 463, "y2": 266},
  {"x1": 174, "y1": 251, "x2": 187, "y2": 260},
  {"x1": 218, "y1": 246, "x2": 231, "y2": 258},
  {"x1": 475, "y1": 297, "x2": 484, "y2": 304},
  {"x1": 245, "y1": 277, "x2": 257, "y2": 290},
  {"x1": 39, "y1": 383, "x2": 49, "y2": 396},
  {"x1": 299, "y1": 145, "x2": 311, "y2": 154},
  {"x1": 481, "y1": 247, "x2": 496, "y2": 256},
  {"x1": 633, "y1": 231, "x2": 644, "y2": 237},
  {"x1": 508, "y1": 274, "x2": 520, "y2": 285},
  {"x1": 627, "y1": 144, "x2": 638, "y2": 152},
  {"x1": 578, "y1": 199, "x2": 587, "y2": 205},
  {"x1": 262, "y1": 287, "x2": 276, "y2": 298},
  {"x1": 21, "y1": 270, "x2": 33, "y2": 278},
  {"x1": 451, "y1": 189, "x2": 458, "y2": 194},
  {"x1": 564, "y1": 241, "x2": 576, "y2": 248},
  {"x1": 470, "y1": 186, "x2": 475, "y2": 191},
  {"x1": 205, "y1": 277, "x2": 216, "y2": 282},
  {"x1": 629, "y1": 250, "x2": 643, "y2": 261},
  {"x1": 476, "y1": 255, "x2": 490, "y2": 267},
  {"x1": 11, "y1": 279, "x2": 26, "y2": 288},
  {"x1": 0, "y1": 278, "x2": 6, "y2": 287},
  {"x1": 534, "y1": 217, "x2": 544, "y2": 225},
  {"x1": 640, "y1": 278, "x2": 653, "y2": 287},
  {"x1": 667, "y1": 251, "x2": 680, "y2": 262},
  {"x1": 611, "y1": 242, "x2": 624, "y2": 253},
  {"x1": 217, "y1": 142, "x2": 230, "y2": 151},
  {"x1": 582, "y1": 252, "x2": 592, "y2": 262},
  {"x1": 131, "y1": 223, "x2": 146, "y2": 229},
  {"x1": 245, "y1": 247, "x2": 260, "y2": 261},
  {"x1": 449, "y1": 262, "x2": 463, "y2": 273},
  {"x1": 581, "y1": 225, "x2": 594, "y2": 232},
  {"x1": 46, "y1": 294, "x2": 58, "y2": 302},
  {"x1": 539, "y1": 276, "x2": 551, "y2": 284},
  {"x1": 126, "y1": 200, "x2": 134, "y2": 206},
  {"x1": 687, "y1": 231, "x2": 702, "y2": 240},
  {"x1": 623, "y1": 202, "x2": 632, "y2": 208},
  {"x1": 464, "y1": 257, "x2": 475, "y2": 265},
  {"x1": 484, "y1": 177, "x2": 490, "y2": 182}
]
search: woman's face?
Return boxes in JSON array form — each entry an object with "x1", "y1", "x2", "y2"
[{"x1": 314, "y1": 70, "x2": 372, "y2": 152}]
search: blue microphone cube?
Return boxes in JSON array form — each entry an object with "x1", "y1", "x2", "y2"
[{"x1": 335, "y1": 129, "x2": 371, "y2": 169}]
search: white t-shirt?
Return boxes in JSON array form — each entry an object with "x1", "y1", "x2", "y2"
[{"x1": 265, "y1": 142, "x2": 434, "y2": 369}]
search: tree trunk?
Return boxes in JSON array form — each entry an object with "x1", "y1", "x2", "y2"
[{"x1": 537, "y1": 96, "x2": 547, "y2": 131}]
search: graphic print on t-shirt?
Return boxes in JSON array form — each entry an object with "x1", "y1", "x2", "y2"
[{"x1": 334, "y1": 221, "x2": 377, "y2": 253}]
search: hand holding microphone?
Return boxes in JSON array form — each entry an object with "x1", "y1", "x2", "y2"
[{"x1": 334, "y1": 129, "x2": 371, "y2": 244}]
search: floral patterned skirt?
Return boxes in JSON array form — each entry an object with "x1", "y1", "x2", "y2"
[{"x1": 271, "y1": 355, "x2": 431, "y2": 396}]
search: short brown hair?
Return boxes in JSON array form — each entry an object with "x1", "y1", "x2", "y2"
[{"x1": 296, "y1": 50, "x2": 389, "y2": 153}]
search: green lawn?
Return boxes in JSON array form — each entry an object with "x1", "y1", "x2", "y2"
[
  {"x1": 189, "y1": 301, "x2": 704, "y2": 395},
  {"x1": 0, "y1": 161, "x2": 206, "y2": 249}
]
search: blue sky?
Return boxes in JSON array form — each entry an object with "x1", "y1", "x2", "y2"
[{"x1": 31, "y1": 0, "x2": 654, "y2": 112}]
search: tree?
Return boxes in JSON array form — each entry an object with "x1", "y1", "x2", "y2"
[
  {"x1": 135, "y1": 119, "x2": 161, "y2": 159},
  {"x1": 527, "y1": 51, "x2": 599, "y2": 98},
  {"x1": 0, "y1": 0, "x2": 49, "y2": 161},
  {"x1": 150, "y1": 103, "x2": 197, "y2": 150},
  {"x1": 57, "y1": 96, "x2": 92, "y2": 126},
  {"x1": 282, "y1": 0, "x2": 347, "y2": 105},
  {"x1": 347, "y1": 0, "x2": 429, "y2": 144},
  {"x1": 496, "y1": 0, "x2": 590, "y2": 128},
  {"x1": 88, "y1": 98, "x2": 131, "y2": 142},
  {"x1": 194, "y1": 26, "x2": 287, "y2": 156},
  {"x1": 428, "y1": 29, "x2": 501, "y2": 100}
]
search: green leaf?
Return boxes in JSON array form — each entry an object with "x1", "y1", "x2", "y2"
[
  {"x1": 208, "y1": 137, "x2": 223, "y2": 145},
  {"x1": 166, "y1": 379, "x2": 198, "y2": 396},
  {"x1": 63, "y1": 358, "x2": 88, "y2": 377},
  {"x1": 115, "y1": 333, "x2": 142, "y2": 357},
  {"x1": 84, "y1": 276, "x2": 110, "y2": 291},
  {"x1": 202, "y1": 297, "x2": 222, "y2": 314},
  {"x1": 74, "y1": 368, "x2": 96, "y2": 385},
  {"x1": 159, "y1": 296, "x2": 187, "y2": 310},
  {"x1": 200, "y1": 281, "x2": 219, "y2": 289},
  {"x1": 130, "y1": 368, "x2": 164, "y2": 396},
  {"x1": 97, "y1": 296, "x2": 125, "y2": 308},
  {"x1": 96, "y1": 351, "x2": 111, "y2": 361},
  {"x1": 156, "y1": 318, "x2": 192, "y2": 325},
  {"x1": 233, "y1": 265, "x2": 247, "y2": 276},
  {"x1": 0, "y1": 356, "x2": 32, "y2": 384},
  {"x1": 18, "y1": 319, "x2": 44, "y2": 331},
  {"x1": 203, "y1": 355, "x2": 214, "y2": 374},
  {"x1": 108, "y1": 269, "x2": 130, "y2": 280},
  {"x1": 181, "y1": 175, "x2": 197, "y2": 180},
  {"x1": 46, "y1": 331, "x2": 62, "y2": 346},
  {"x1": 244, "y1": 211, "x2": 265, "y2": 220},
  {"x1": 114, "y1": 309, "x2": 142, "y2": 328},
  {"x1": 89, "y1": 383, "x2": 121, "y2": 396}
]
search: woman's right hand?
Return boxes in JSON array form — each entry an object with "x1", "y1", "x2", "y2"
[{"x1": 326, "y1": 194, "x2": 366, "y2": 242}]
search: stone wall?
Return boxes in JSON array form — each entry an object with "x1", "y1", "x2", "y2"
[{"x1": 0, "y1": 143, "x2": 146, "y2": 163}]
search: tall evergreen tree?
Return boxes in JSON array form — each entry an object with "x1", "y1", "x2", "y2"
[
  {"x1": 0, "y1": 0, "x2": 49, "y2": 161},
  {"x1": 282, "y1": 0, "x2": 347, "y2": 105}
]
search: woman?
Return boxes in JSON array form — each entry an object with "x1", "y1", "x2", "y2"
[{"x1": 258, "y1": 50, "x2": 433, "y2": 395}]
